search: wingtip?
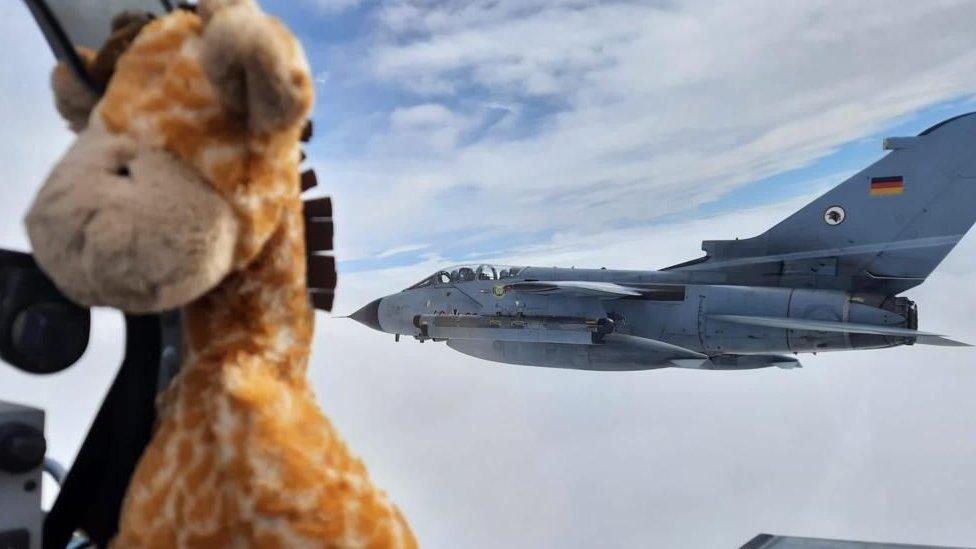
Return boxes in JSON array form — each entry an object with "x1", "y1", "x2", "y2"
[{"x1": 916, "y1": 335, "x2": 973, "y2": 347}]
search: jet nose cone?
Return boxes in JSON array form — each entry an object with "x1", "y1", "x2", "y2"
[{"x1": 350, "y1": 298, "x2": 383, "y2": 332}]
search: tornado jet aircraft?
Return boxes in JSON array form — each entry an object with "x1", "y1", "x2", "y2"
[{"x1": 349, "y1": 113, "x2": 976, "y2": 371}]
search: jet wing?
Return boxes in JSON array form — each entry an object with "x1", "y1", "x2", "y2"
[
  {"x1": 603, "y1": 333, "x2": 709, "y2": 365},
  {"x1": 741, "y1": 533, "x2": 966, "y2": 549},
  {"x1": 710, "y1": 314, "x2": 971, "y2": 347},
  {"x1": 502, "y1": 281, "x2": 643, "y2": 298}
]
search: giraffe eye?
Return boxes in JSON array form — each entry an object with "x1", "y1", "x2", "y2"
[{"x1": 115, "y1": 164, "x2": 131, "y2": 178}]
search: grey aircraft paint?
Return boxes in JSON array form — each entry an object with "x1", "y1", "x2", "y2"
[
  {"x1": 349, "y1": 112, "x2": 976, "y2": 371},
  {"x1": 739, "y1": 532, "x2": 972, "y2": 549}
]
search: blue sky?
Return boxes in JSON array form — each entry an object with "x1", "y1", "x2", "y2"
[{"x1": 253, "y1": 0, "x2": 976, "y2": 277}]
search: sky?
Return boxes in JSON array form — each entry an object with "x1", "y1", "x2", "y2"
[{"x1": 0, "y1": 1, "x2": 975, "y2": 547}]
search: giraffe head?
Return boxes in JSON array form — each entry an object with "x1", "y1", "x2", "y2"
[{"x1": 25, "y1": 0, "x2": 312, "y2": 314}]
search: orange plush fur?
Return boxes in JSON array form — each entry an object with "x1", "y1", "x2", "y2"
[{"x1": 27, "y1": 2, "x2": 416, "y2": 547}]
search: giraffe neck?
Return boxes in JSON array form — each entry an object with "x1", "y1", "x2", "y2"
[{"x1": 182, "y1": 198, "x2": 313, "y2": 382}]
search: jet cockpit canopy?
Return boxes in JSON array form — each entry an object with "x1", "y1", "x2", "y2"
[{"x1": 405, "y1": 264, "x2": 525, "y2": 290}]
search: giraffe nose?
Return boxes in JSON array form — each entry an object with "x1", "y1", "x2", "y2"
[{"x1": 350, "y1": 299, "x2": 383, "y2": 332}]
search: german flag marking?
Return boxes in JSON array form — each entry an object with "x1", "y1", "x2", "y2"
[{"x1": 870, "y1": 176, "x2": 904, "y2": 196}]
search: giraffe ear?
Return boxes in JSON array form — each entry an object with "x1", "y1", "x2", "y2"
[
  {"x1": 199, "y1": 0, "x2": 313, "y2": 134},
  {"x1": 51, "y1": 54, "x2": 99, "y2": 133},
  {"x1": 50, "y1": 12, "x2": 154, "y2": 134}
]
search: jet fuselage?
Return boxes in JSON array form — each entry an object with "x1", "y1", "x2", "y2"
[{"x1": 352, "y1": 266, "x2": 917, "y2": 371}]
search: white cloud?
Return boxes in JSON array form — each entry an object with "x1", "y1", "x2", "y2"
[
  {"x1": 384, "y1": 102, "x2": 472, "y2": 151},
  {"x1": 303, "y1": 0, "x2": 363, "y2": 14},
  {"x1": 374, "y1": 242, "x2": 430, "y2": 259},
  {"x1": 389, "y1": 103, "x2": 461, "y2": 129}
]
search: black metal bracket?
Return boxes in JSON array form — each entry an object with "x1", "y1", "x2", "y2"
[{"x1": 43, "y1": 312, "x2": 180, "y2": 548}]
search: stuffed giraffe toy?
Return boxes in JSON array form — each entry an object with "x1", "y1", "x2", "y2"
[{"x1": 25, "y1": 1, "x2": 417, "y2": 547}]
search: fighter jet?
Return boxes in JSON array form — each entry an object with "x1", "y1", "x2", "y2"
[{"x1": 349, "y1": 112, "x2": 976, "y2": 371}]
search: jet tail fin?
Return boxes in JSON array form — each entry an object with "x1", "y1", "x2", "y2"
[{"x1": 665, "y1": 112, "x2": 976, "y2": 295}]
